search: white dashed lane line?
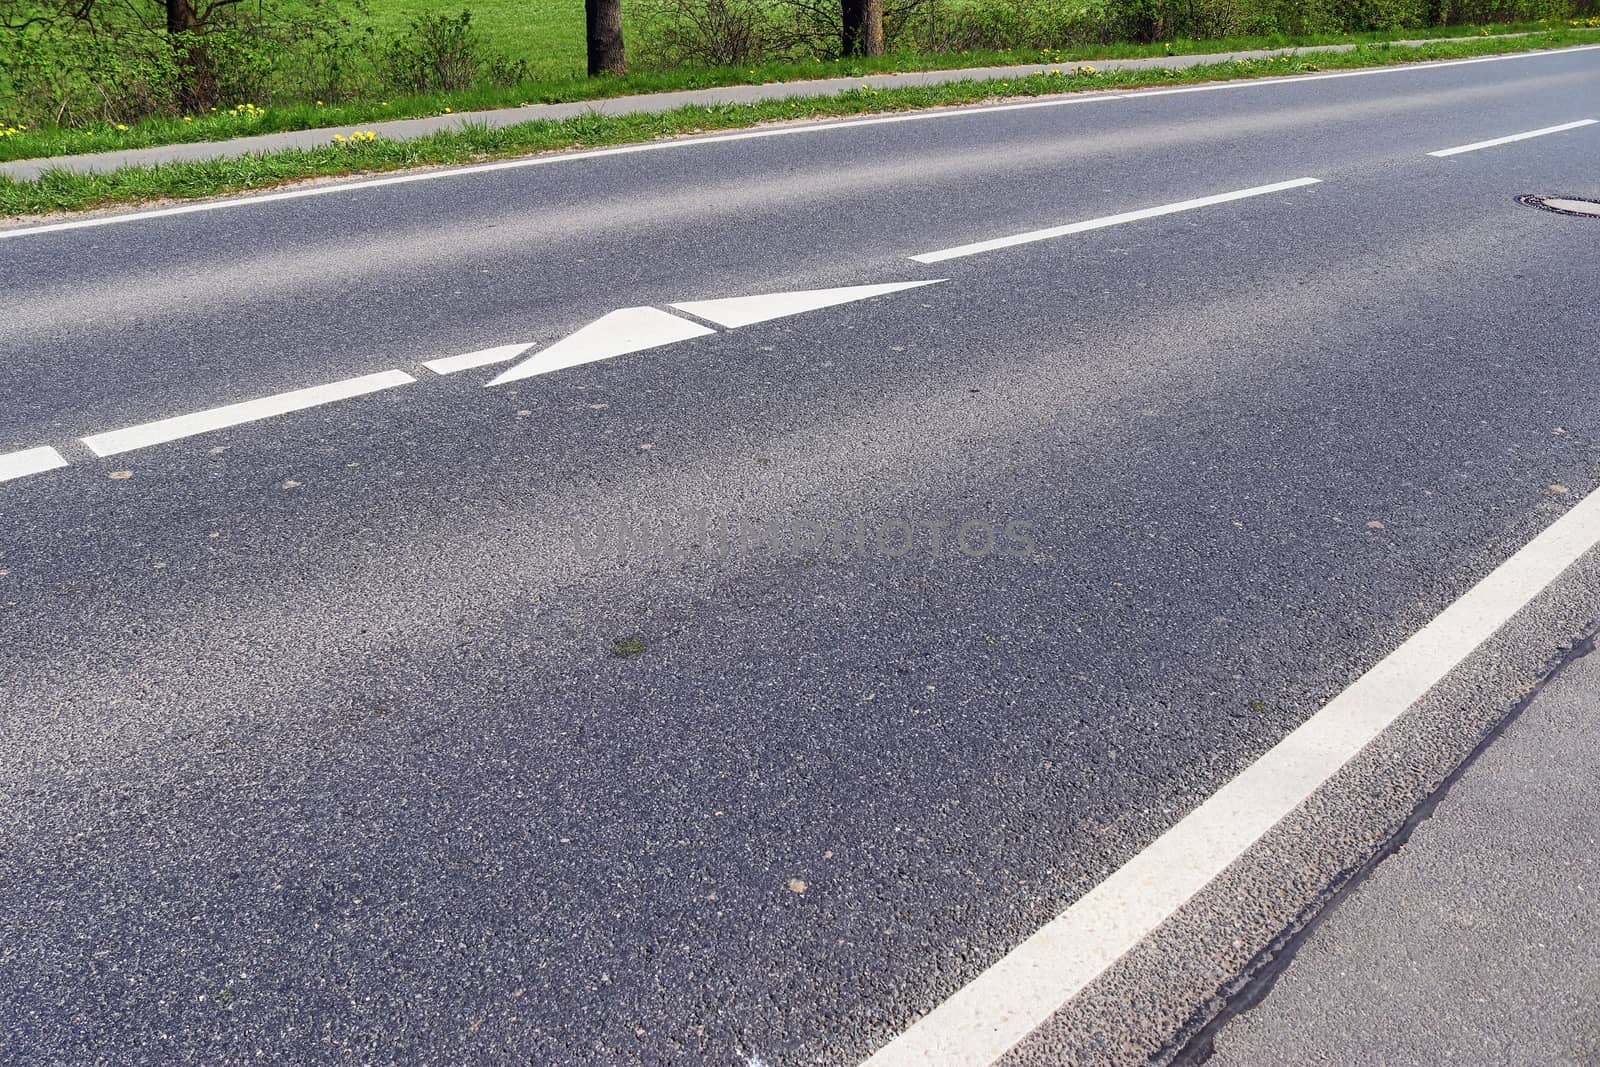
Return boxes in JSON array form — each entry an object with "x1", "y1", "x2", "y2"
[
  {"x1": 1428, "y1": 117, "x2": 1598, "y2": 157},
  {"x1": 80, "y1": 369, "x2": 417, "y2": 457},
  {"x1": 0, "y1": 109, "x2": 1544, "y2": 483},
  {"x1": 1, "y1": 44, "x2": 1595, "y2": 243},
  {"x1": 909, "y1": 177, "x2": 1323, "y2": 263},
  {"x1": 3, "y1": 68, "x2": 1578, "y2": 481},
  {"x1": 0, "y1": 446, "x2": 69, "y2": 483},
  {"x1": 2, "y1": 280, "x2": 948, "y2": 485}
]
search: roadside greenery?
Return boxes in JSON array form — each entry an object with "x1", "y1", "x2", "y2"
[
  {"x1": 1, "y1": 18, "x2": 1595, "y2": 163},
  {"x1": 2, "y1": 0, "x2": 1595, "y2": 143},
  {"x1": 0, "y1": 2, "x2": 538, "y2": 123},
  {"x1": 3, "y1": 30, "x2": 1596, "y2": 219}
]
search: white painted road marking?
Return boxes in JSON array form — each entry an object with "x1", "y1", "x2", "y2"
[
  {"x1": 490, "y1": 282, "x2": 948, "y2": 386},
  {"x1": 2, "y1": 46, "x2": 1596, "y2": 242},
  {"x1": 911, "y1": 177, "x2": 1322, "y2": 263},
  {"x1": 487, "y1": 307, "x2": 714, "y2": 387},
  {"x1": 862, "y1": 482, "x2": 1600, "y2": 1065},
  {"x1": 0, "y1": 446, "x2": 69, "y2": 483},
  {"x1": 424, "y1": 342, "x2": 536, "y2": 375},
  {"x1": 81, "y1": 370, "x2": 416, "y2": 457},
  {"x1": 1428, "y1": 118, "x2": 1598, "y2": 156},
  {"x1": 48, "y1": 282, "x2": 943, "y2": 469},
  {"x1": 671, "y1": 280, "x2": 945, "y2": 328}
]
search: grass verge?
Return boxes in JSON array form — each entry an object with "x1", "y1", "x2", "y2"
[
  {"x1": 3, "y1": 31, "x2": 1596, "y2": 220},
  {"x1": 0, "y1": 19, "x2": 1592, "y2": 164}
]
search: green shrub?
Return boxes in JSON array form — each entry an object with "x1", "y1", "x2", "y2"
[
  {"x1": 381, "y1": 11, "x2": 487, "y2": 93},
  {"x1": 1, "y1": 23, "x2": 184, "y2": 126},
  {"x1": 375, "y1": 10, "x2": 530, "y2": 94},
  {"x1": 633, "y1": 0, "x2": 792, "y2": 65},
  {"x1": 0, "y1": 1, "x2": 534, "y2": 128}
]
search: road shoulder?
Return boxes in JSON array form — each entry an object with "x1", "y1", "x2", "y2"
[{"x1": 1206, "y1": 631, "x2": 1600, "y2": 1065}]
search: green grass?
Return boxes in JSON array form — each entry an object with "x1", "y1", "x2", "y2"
[
  {"x1": 1, "y1": 19, "x2": 1592, "y2": 163},
  {"x1": 3, "y1": 31, "x2": 1597, "y2": 219},
  {"x1": 364, "y1": 0, "x2": 587, "y2": 77}
]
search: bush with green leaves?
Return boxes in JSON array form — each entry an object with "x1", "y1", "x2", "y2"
[
  {"x1": 0, "y1": 1, "x2": 531, "y2": 128},
  {"x1": 632, "y1": 0, "x2": 787, "y2": 65},
  {"x1": 0, "y1": 0, "x2": 372, "y2": 124},
  {"x1": 2, "y1": 26, "x2": 182, "y2": 126},
  {"x1": 378, "y1": 10, "x2": 528, "y2": 94},
  {"x1": 635, "y1": 0, "x2": 1588, "y2": 59}
]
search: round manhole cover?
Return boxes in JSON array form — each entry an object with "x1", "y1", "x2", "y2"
[{"x1": 1517, "y1": 194, "x2": 1600, "y2": 218}]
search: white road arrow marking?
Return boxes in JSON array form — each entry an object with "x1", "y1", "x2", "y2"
[
  {"x1": 487, "y1": 307, "x2": 714, "y2": 387},
  {"x1": 0, "y1": 446, "x2": 68, "y2": 483},
  {"x1": 670, "y1": 279, "x2": 946, "y2": 328},
  {"x1": 425, "y1": 342, "x2": 537, "y2": 376},
  {"x1": 487, "y1": 281, "x2": 946, "y2": 387}
]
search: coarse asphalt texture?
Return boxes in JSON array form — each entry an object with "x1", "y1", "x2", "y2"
[
  {"x1": 1207, "y1": 632, "x2": 1600, "y2": 1066},
  {"x1": 3, "y1": 43, "x2": 1600, "y2": 1065}
]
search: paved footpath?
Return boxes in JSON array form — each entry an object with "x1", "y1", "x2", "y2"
[
  {"x1": 0, "y1": 33, "x2": 1540, "y2": 182},
  {"x1": 1207, "y1": 638, "x2": 1600, "y2": 1066}
]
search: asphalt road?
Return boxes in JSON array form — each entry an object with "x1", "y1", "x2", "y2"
[
  {"x1": 1208, "y1": 633, "x2": 1600, "y2": 1067},
  {"x1": 3, "y1": 46, "x2": 1599, "y2": 1065}
]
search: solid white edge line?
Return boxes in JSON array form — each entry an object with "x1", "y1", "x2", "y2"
[
  {"x1": 1427, "y1": 117, "x2": 1598, "y2": 156},
  {"x1": 861, "y1": 484, "x2": 1600, "y2": 1066},
  {"x1": 81, "y1": 369, "x2": 416, "y2": 457},
  {"x1": 911, "y1": 177, "x2": 1321, "y2": 262},
  {"x1": 0, "y1": 445, "x2": 69, "y2": 483},
  {"x1": 4, "y1": 44, "x2": 1598, "y2": 242},
  {"x1": 424, "y1": 342, "x2": 536, "y2": 375}
]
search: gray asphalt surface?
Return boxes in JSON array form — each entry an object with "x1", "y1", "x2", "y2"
[
  {"x1": 1207, "y1": 634, "x2": 1600, "y2": 1067},
  {"x1": 0, "y1": 31, "x2": 1551, "y2": 182},
  {"x1": 2, "y1": 45, "x2": 1599, "y2": 1065}
]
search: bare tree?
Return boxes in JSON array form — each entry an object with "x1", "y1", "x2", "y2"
[{"x1": 586, "y1": 0, "x2": 626, "y2": 75}]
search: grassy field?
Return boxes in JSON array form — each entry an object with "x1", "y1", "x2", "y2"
[
  {"x1": 345, "y1": 0, "x2": 1578, "y2": 77},
  {"x1": 4, "y1": 30, "x2": 1598, "y2": 219},
  {"x1": 366, "y1": 0, "x2": 589, "y2": 78}
]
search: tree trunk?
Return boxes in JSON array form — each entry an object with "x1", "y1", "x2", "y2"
[
  {"x1": 166, "y1": 0, "x2": 214, "y2": 114},
  {"x1": 841, "y1": 0, "x2": 884, "y2": 58},
  {"x1": 864, "y1": 0, "x2": 884, "y2": 55},
  {"x1": 585, "y1": 0, "x2": 626, "y2": 77}
]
